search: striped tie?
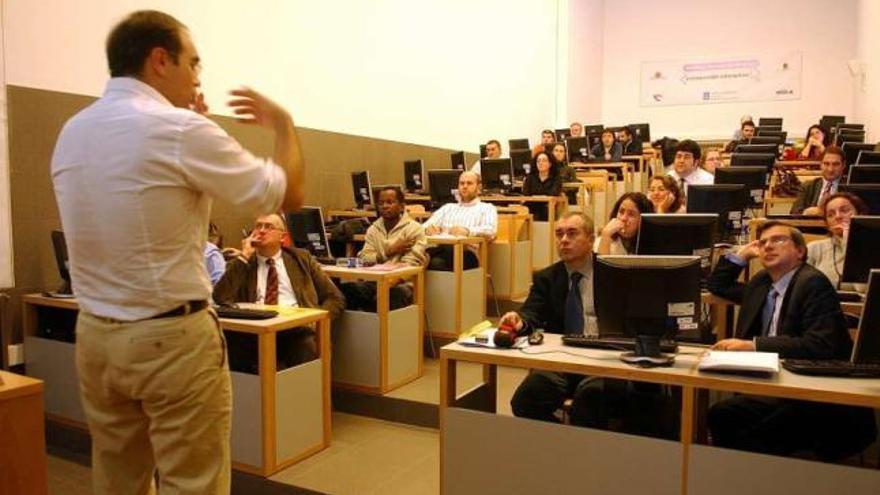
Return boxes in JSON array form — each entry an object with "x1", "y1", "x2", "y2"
[{"x1": 265, "y1": 258, "x2": 279, "y2": 305}]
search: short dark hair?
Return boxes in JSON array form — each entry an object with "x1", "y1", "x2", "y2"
[
  {"x1": 601, "y1": 129, "x2": 616, "y2": 139},
  {"x1": 106, "y1": 10, "x2": 186, "y2": 77},
  {"x1": 486, "y1": 139, "x2": 501, "y2": 150},
  {"x1": 821, "y1": 145, "x2": 845, "y2": 162},
  {"x1": 378, "y1": 186, "x2": 405, "y2": 204},
  {"x1": 610, "y1": 192, "x2": 654, "y2": 220},
  {"x1": 542, "y1": 129, "x2": 555, "y2": 138},
  {"x1": 530, "y1": 151, "x2": 560, "y2": 176},
  {"x1": 674, "y1": 139, "x2": 702, "y2": 161},
  {"x1": 819, "y1": 192, "x2": 869, "y2": 216},
  {"x1": 756, "y1": 221, "x2": 806, "y2": 261},
  {"x1": 741, "y1": 120, "x2": 756, "y2": 130}
]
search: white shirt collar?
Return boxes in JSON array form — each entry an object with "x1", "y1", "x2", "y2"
[
  {"x1": 104, "y1": 77, "x2": 174, "y2": 107},
  {"x1": 256, "y1": 249, "x2": 284, "y2": 265}
]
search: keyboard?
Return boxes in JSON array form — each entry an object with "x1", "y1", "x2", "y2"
[
  {"x1": 782, "y1": 359, "x2": 880, "y2": 378},
  {"x1": 561, "y1": 335, "x2": 678, "y2": 353},
  {"x1": 214, "y1": 306, "x2": 278, "y2": 320}
]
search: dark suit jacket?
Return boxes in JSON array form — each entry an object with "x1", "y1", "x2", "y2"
[
  {"x1": 622, "y1": 139, "x2": 642, "y2": 155},
  {"x1": 590, "y1": 142, "x2": 623, "y2": 161},
  {"x1": 789, "y1": 178, "x2": 824, "y2": 214},
  {"x1": 706, "y1": 257, "x2": 851, "y2": 359},
  {"x1": 518, "y1": 261, "x2": 572, "y2": 334},
  {"x1": 213, "y1": 247, "x2": 345, "y2": 319}
]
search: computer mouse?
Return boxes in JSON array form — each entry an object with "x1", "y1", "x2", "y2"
[{"x1": 528, "y1": 331, "x2": 544, "y2": 345}]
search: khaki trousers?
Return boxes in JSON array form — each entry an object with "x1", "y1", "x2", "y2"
[{"x1": 76, "y1": 309, "x2": 231, "y2": 495}]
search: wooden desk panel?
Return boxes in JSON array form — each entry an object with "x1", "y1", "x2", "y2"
[{"x1": 0, "y1": 371, "x2": 47, "y2": 495}]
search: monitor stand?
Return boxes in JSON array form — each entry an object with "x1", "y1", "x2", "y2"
[{"x1": 620, "y1": 335, "x2": 674, "y2": 367}]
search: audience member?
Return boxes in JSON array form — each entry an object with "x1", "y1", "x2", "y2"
[
  {"x1": 790, "y1": 146, "x2": 846, "y2": 215},
  {"x1": 423, "y1": 171, "x2": 497, "y2": 270},
  {"x1": 470, "y1": 139, "x2": 503, "y2": 175},
  {"x1": 799, "y1": 124, "x2": 829, "y2": 160},
  {"x1": 205, "y1": 221, "x2": 226, "y2": 286},
  {"x1": 724, "y1": 120, "x2": 756, "y2": 152},
  {"x1": 702, "y1": 148, "x2": 723, "y2": 175},
  {"x1": 647, "y1": 175, "x2": 685, "y2": 213},
  {"x1": 595, "y1": 192, "x2": 653, "y2": 255},
  {"x1": 590, "y1": 129, "x2": 623, "y2": 161},
  {"x1": 569, "y1": 121, "x2": 584, "y2": 138},
  {"x1": 707, "y1": 221, "x2": 876, "y2": 460},
  {"x1": 619, "y1": 126, "x2": 642, "y2": 155},
  {"x1": 806, "y1": 192, "x2": 869, "y2": 290},
  {"x1": 667, "y1": 139, "x2": 713, "y2": 193},
  {"x1": 531, "y1": 129, "x2": 556, "y2": 157},
  {"x1": 523, "y1": 152, "x2": 564, "y2": 221},
  {"x1": 732, "y1": 114, "x2": 754, "y2": 140}
]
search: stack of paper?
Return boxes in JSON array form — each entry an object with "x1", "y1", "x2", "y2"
[
  {"x1": 698, "y1": 351, "x2": 780, "y2": 374},
  {"x1": 459, "y1": 328, "x2": 528, "y2": 349}
]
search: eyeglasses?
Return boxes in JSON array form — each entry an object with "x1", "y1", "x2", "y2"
[
  {"x1": 757, "y1": 235, "x2": 791, "y2": 248},
  {"x1": 254, "y1": 222, "x2": 281, "y2": 232}
]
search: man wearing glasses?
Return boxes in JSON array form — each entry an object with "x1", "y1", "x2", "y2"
[
  {"x1": 214, "y1": 213, "x2": 344, "y2": 369},
  {"x1": 706, "y1": 221, "x2": 875, "y2": 460}
]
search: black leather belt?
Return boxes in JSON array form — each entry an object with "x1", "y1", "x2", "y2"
[{"x1": 151, "y1": 300, "x2": 208, "y2": 319}]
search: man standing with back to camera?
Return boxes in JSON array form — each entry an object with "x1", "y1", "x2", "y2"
[{"x1": 51, "y1": 10, "x2": 305, "y2": 495}]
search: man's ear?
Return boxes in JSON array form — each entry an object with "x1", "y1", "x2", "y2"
[{"x1": 145, "y1": 46, "x2": 172, "y2": 77}]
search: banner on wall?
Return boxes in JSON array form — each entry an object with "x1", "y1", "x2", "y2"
[{"x1": 640, "y1": 51, "x2": 802, "y2": 107}]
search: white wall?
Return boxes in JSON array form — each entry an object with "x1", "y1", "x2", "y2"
[
  {"x1": 854, "y1": 0, "x2": 880, "y2": 141},
  {"x1": 4, "y1": 0, "x2": 561, "y2": 152},
  {"x1": 0, "y1": 3, "x2": 13, "y2": 288},
  {"x1": 565, "y1": 0, "x2": 603, "y2": 125},
  {"x1": 595, "y1": 0, "x2": 858, "y2": 140}
]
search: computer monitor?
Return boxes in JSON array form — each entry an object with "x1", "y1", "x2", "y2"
[
  {"x1": 555, "y1": 128, "x2": 572, "y2": 142},
  {"x1": 628, "y1": 123, "x2": 651, "y2": 143},
  {"x1": 586, "y1": 129, "x2": 604, "y2": 149},
  {"x1": 841, "y1": 143, "x2": 875, "y2": 166},
  {"x1": 820, "y1": 115, "x2": 846, "y2": 132},
  {"x1": 286, "y1": 206, "x2": 332, "y2": 259},
  {"x1": 403, "y1": 159, "x2": 425, "y2": 192},
  {"x1": 851, "y1": 269, "x2": 880, "y2": 364},
  {"x1": 847, "y1": 166, "x2": 880, "y2": 184},
  {"x1": 734, "y1": 143, "x2": 778, "y2": 155},
  {"x1": 857, "y1": 151, "x2": 880, "y2": 165},
  {"x1": 450, "y1": 151, "x2": 466, "y2": 171},
  {"x1": 686, "y1": 184, "x2": 747, "y2": 241},
  {"x1": 51, "y1": 230, "x2": 72, "y2": 294},
  {"x1": 730, "y1": 152, "x2": 776, "y2": 170},
  {"x1": 351, "y1": 171, "x2": 373, "y2": 209},
  {"x1": 837, "y1": 123, "x2": 865, "y2": 132},
  {"x1": 511, "y1": 149, "x2": 532, "y2": 179},
  {"x1": 508, "y1": 138, "x2": 529, "y2": 151},
  {"x1": 838, "y1": 184, "x2": 880, "y2": 215},
  {"x1": 565, "y1": 136, "x2": 590, "y2": 163},
  {"x1": 479, "y1": 144, "x2": 488, "y2": 159},
  {"x1": 835, "y1": 130, "x2": 865, "y2": 146},
  {"x1": 754, "y1": 130, "x2": 786, "y2": 142},
  {"x1": 636, "y1": 214, "x2": 717, "y2": 275},
  {"x1": 594, "y1": 255, "x2": 702, "y2": 363},
  {"x1": 480, "y1": 158, "x2": 513, "y2": 192},
  {"x1": 758, "y1": 117, "x2": 783, "y2": 127},
  {"x1": 714, "y1": 166, "x2": 769, "y2": 209},
  {"x1": 428, "y1": 169, "x2": 461, "y2": 206},
  {"x1": 841, "y1": 216, "x2": 880, "y2": 284}
]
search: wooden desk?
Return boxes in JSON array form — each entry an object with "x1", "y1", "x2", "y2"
[
  {"x1": 425, "y1": 236, "x2": 488, "y2": 341},
  {"x1": 326, "y1": 209, "x2": 376, "y2": 220},
  {"x1": 20, "y1": 295, "x2": 331, "y2": 477},
  {"x1": 322, "y1": 265, "x2": 425, "y2": 394},
  {"x1": 482, "y1": 195, "x2": 561, "y2": 270},
  {"x1": 439, "y1": 335, "x2": 880, "y2": 495},
  {"x1": 0, "y1": 371, "x2": 47, "y2": 495}
]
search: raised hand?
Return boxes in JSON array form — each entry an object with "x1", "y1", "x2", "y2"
[{"x1": 227, "y1": 87, "x2": 292, "y2": 131}]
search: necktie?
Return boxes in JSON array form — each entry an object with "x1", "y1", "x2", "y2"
[
  {"x1": 679, "y1": 177, "x2": 687, "y2": 194},
  {"x1": 818, "y1": 181, "x2": 833, "y2": 205},
  {"x1": 565, "y1": 272, "x2": 584, "y2": 334},
  {"x1": 761, "y1": 289, "x2": 778, "y2": 336},
  {"x1": 265, "y1": 258, "x2": 279, "y2": 305}
]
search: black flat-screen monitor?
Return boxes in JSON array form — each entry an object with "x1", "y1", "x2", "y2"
[
  {"x1": 555, "y1": 128, "x2": 572, "y2": 142},
  {"x1": 730, "y1": 152, "x2": 776, "y2": 170},
  {"x1": 820, "y1": 115, "x2": 846, "y2": 132},
  {"x1": 511, "y1": 149, "x2": 532, "y2": 179},
  {"x1": 480, "y1": 158, "x2": 513, "y2": 192},
  {"x1": 848, "y1": 166, "x2": 880, "y2": 184},
  {"x1": 428, "y1": 170, "x2": 461, "y2": 206},
  {"x1": 594, "y1": 255, "x2": 702, "y2": 357},
  {"x1": 287, "y1": 206, "x2": 331, "y2": 259},
  {"x1": 842, "y1": 143, "x2": 875, "y2": 166},
  {"x1": 734, "y1": 143, "x2": 778, "y2": 155},
  {"x1": 351, "y1": 171, "x2": 373, "y2": 209},
  {"x1": 586, "y1": 129, "x2": 603, "y2": 149},
  {"x1": 450, "y1": 151, "x2": 466, "y2": 171},
  {"x1": 837, "y1": 123, "x2": 865, "y2": 132},
  {"x1": 686, "y1": 184, "x2": 747, "y2": 241},
  {"x1": 852, "y1": 269, "x2": 880, "y2": 364},
  {"x1": 835, "y1": 130, "x2": 865, "y2": 146},
  {"x1": 565, "y1": 136, "x2": 590, "y2": 163},
  {"x1": 714, "y1": 166, "x2": 769, "y2": 209},
  {"x1": 857, "y1": 151, "x2": 880, "y2": 165},
  {"x1": 479, "y1": 144, "x2": 488, "y2": 159},
  {"x1": 841, "y1": 216, "x2": 880, "y2": 284},
  {"x1": 636, "y1": 214, "x2": 717, "y2": 275},
  {"x1": 754, "y1": 130, "x2": 786, "y2": 142},
  {"x1": 628, "y1": 123, "x2": 650, "y2": 143},
  {"x1": 838, "y1": 184, "x2": 880, "y2": 215},
  {"x1": 508, "y1": 138, "x2": 529, "y2": 151},
  {"x1": 403, "y1": 159, "x2": 425, "y2": 192},
  {"x1": 758, "y1": 117, "x2": 783, "y2": 127},
  {"x1": 51, "y1": 230, "x2": 72, "y2": 294}
]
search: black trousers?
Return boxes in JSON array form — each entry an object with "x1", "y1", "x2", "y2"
[
  {"x1": 224, "y1": 327, "x2": 317, "y2": 374},
  {"x1": 708, "y1": 394, "x2": 877, "y2": 461},
  {"x1": 426, "y1": 245, "x2": 479, "y2": 271},
  {"x1": 339, "y1": 281, "x2": 413, "y2": 312},
  {"x1": 510, "y1": 371, "x2": 680, "y2": 439}
]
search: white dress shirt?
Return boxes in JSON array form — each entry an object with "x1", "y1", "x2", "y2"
[
  {"x1": 422, "y1": 198, "x2": 498, "y2": 237},
  {"x1": 52, "y1": 78, "x2": 287, "y2": 320},
  {"x1": 667, "y1": 167, "x2": 714, "y2": 194},
  {"x1": 255, "y1": 251, "x2": 297, "y2": 306}
]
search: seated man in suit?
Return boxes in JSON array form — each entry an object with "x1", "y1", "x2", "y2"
[
  {"x1": 618, "y1": 125, "x2": 642, "y2": 155},
  {"x1": 707, "y1": 220, "x2": 876, "y2": 460},
  {"x1": 423, "y1": 171, "x2": 497, "y2": 271},
  {"x1": 666, "y1": 139, "x2": 714, "y2": 194},
  {"x1": 790, "y1": 146, "x2": 846, "y2": 215},
  {"x1": 504, "y1": 212, "x2": 678, "y2": 437},
  {"x1": 723, "y1": 119, "x2": 756, "y2": 152},
  {"x1": 213, "y1": 213, "x2": 345, "y2": 370},
  {"x1": 340, "y1": 186, "x2": 427, "y2": 311}
]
